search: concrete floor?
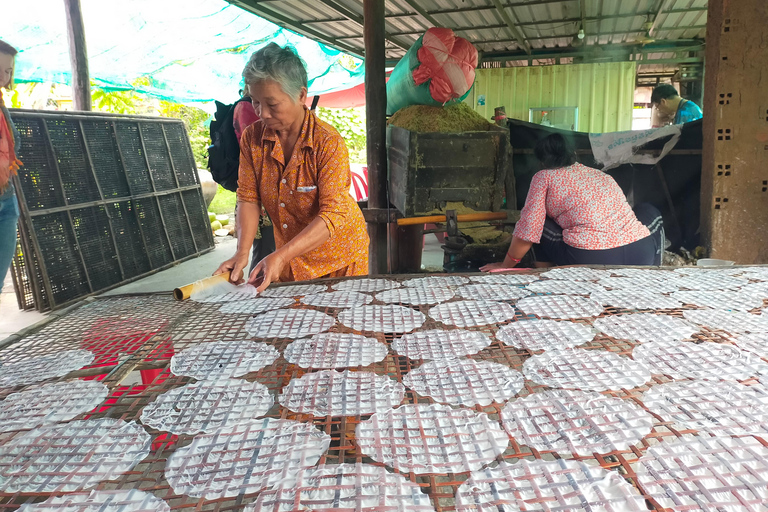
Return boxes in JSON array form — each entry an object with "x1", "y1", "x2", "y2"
[{"x1": 0, "y1": 233, "x2": 446, "y2": 340}]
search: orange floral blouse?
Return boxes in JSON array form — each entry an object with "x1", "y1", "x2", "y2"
[{"x1": 237, "y1": 108, "x2": 369, "y2": 281}]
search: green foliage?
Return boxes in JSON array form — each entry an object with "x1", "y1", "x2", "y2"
[
  {"x1": 208, "y1": 185, "x2": 237, "y2": 215},
  {"x1": 315, "y1": 107, "x2": 366, "y2": 164},
  {"x1": 158, "y1": 101, "x2": 210, "y2": 169},
  {"x1": 91, "y1": 88, "x2": 139, "y2": 114}
]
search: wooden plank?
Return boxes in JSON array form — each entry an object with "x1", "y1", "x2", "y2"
[{"x1": 63, "y1": 0, "x2": 91, "y2": 111}]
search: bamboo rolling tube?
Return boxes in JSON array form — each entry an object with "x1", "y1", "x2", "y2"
[
  {"x1": 396, "y1": 212, "x2": 508, "y2": 227},
  {"x1": 173, "y1": 271, "x2": 232, "y2": 301}
]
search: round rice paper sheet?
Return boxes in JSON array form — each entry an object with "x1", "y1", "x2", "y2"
[
  {"x1": 540, "y1": 268, "x2": 612, "y2": 281},
  {"x1": 594, "y1": 313, "x2": 699, "y2": 343},
  {"x1": 165, "y1": 419, "x2": 331, "y2": 500},
  {"x1": 170, "y1": 340, "x2": 279, "y2": 379},
  {"x1": 356, "y1": 404, "x2": 508, "y2": 474},
  {"x1": 259, "y1": 284, "x2": 327, "y2": 298},
  {"x1": 609, "y1": 268, "x2": 675, "y2": 279},
  {"x1": 0, "y1": 349, "x2": 94, "y2": 388},
  {"x1": 392, "y1": 329, "x2": 493, "y2": 360},
  {"x1": 516, "y1": 295, "x2": 603, "y2": 320},
  {"x1": 284, "y1": 332, "x2": 388, "y2": 369},
  {"x1": 673, "y1": 266, "x2": 749, "y2": 277},
  {"x1": 525, "y1": 279, "x2": 605, "y2": 296},
  {"x1": 741, "y1": 281, "x2": 768, "y2": 300},
  {"x1": 338, "y1": 305, "x2": 426, "y2": 333},
  {"x1": 469, "y1": 274, "x2": 540, "y2": 285},
  {"x1": 17, "y1": 490, "x2": 171, "y2": 512},
  {"x1": 501, "y1": 389, "x2": 653, "y2": 456},
  {"x1": 403, "y1": 358, "x2": 524, "y2": 407},
  {"x1": 191, "y1": 286, "x2": 258, "y2": 303},
  {"x1": 455, "y1": 284, "x2": 531, "y2": 301},
  {"x1": 403, "y1": 276, "x2": 471, "y2": 288},
  {"x1": 246, "y1": 309, "x2": 335, "y2": 338},
  {"x1": 675, "y1": 273, "x2": 750, "y2": 291},
  {"x1": 332, "y1": 278, "x2": 401, "y2": 293},
  {"x1": 524, "y1": 348, "x2": 651, "y2": 391},
  {"x1": 278, "y1": 370, "x2": 405, "y2": 417},
  {"x1": 684, "y1": 309, "x2": 768, "y2": 334},
  {"x1": 429, "y1": 300, "x2": 516, "y2": 327},
  {"x1": 732, "y1": 333, "x2": 768, "y2": 360},
  {"x1": 672, "y1": 290, "x2": 765, "y2": 312},
  {"x1": 375, "y1": 287, "x2": 455, "y2": 306},
  {"x1": 218, "y1": 298, "x2": 295, "y2": 315},
  {"x1": 496, "y1": 319, "x2": 595, "y2": 351},
  {"x1": 742, "y1": 267, "x2": 768, "y2": 282},
  {"x1": 300, "y1": 291, "x2": 373, "y2": 309},
  {"x1": 590, "y1": 289, "x2": 682, "y2": 310},
  {"x1": 597, "y1": 276, "x2": 683, "y2": 294}
]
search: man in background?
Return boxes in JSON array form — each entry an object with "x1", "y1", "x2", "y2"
[{"x1": 651, "y1": 84, "x2": 703, "y2": 125}]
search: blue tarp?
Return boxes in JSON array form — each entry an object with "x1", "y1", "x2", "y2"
[{"x1": 3, "y1": 0, "x2": 365, "y2": 105}]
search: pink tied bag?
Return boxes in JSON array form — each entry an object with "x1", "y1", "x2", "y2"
[{"x1": 412, "y1": 28, "x2": 478, "y2": 104}]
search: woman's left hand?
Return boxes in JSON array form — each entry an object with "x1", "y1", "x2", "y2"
[
  {"x1": 249, "y1": 252, "x2": 288, "y2": 293},
  {"x1": 479, "y1": 261, "x2": 517, "y2": 272}
]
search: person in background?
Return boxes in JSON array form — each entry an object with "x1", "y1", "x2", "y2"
[
  {"x1": 480, "y1": 133, "x2": 663, "y2": 270},
  {"x1": 651, "y1": 84, "x2": 703, "y2": 125},
  {"x1": 215, "y1": 43, "x2": 368, "y2": 291},
  {"x1": 0, "y1": 40, "x2": 22, "y2": 290}
]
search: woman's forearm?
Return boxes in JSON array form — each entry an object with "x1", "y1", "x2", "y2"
[
  {"x1": 502, "y1": 236, "x2": 533, "y2": 266},
  {"x1": 235, "y1": 201, "x2": 261, "y2": 256},
  {"x1": 275, "y1": 217, "x2": 330, "y2": 264}
]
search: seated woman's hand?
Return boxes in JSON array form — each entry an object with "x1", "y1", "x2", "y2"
[
  {"x1": 480, "y1": 261, "x2": 517, "y2": 273},
  {"x1": 250, "y1": 252, "x2": 288, "y2": 293},
  {"x1": 214, "y1": 252, "x2": 250, "y2": 284}
]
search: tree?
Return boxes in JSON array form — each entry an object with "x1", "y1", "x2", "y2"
[{"x1": 315, "y1": 107, "x2": 366, "y2": 164}]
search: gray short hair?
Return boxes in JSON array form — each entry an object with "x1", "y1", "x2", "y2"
[{"x1": 243, "y1": 43, "x2": 308, "y2": 101}]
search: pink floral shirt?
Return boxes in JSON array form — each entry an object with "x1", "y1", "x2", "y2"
[{"x1": 513, "y1": 163, "x2": 650, "y2": 250}]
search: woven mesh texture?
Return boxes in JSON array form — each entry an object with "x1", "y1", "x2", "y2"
[
  {"x1": 636, "y1": 436, "x2": 768, "y2": 511},
  {"x1": 684, "y1": 309, "x2": 768, "y2": 333},
  {"x1": 0, "y1": 349, "x2": 94, "y2": 388},
  {"x1": 642, "y1": 380, "x2": 768, "y2": 437},
  {"x1": 392, "y1": 329, "x2": 493, "y2": 360},
  {"x1": 673, "y1": 267, "x2": 747, "y2": 276},
  {"x1": 403, "y1": 358, "x2": 524, "y2": 407},
  {"x1": 540, "y1": 268, "x2": 612, "y2": 281},
  {"x1": 13, "y1": 117, "x2": 65, "y2": 210},
  {"x1": 157, "y1": 193, "x2": 195, "y2": 259},
  {"x1": 114, "y1": 122, "x2": 152, "y2": 194},
  {"x1": 375, "y1": 287, "x2": 455, "y2": 306},
  {"x1": 16, "y1": 489, "x2": 172, "y2": 512},
  {"x1": 164, "y1": 419, "x2": 331, "y2": 500},
  {"x1": 356, "y1": 404, "x2": 509, "y2": 474},
  {"x1": 403, "y1": 276, "x2": 471, "y2": 288},
  {"x1": 675, "y1": 273, "x2": 750, "y2": 291},
  {"x1": 469, "y1": 273, "x2": 540, "y2": 285},
  {"x1": 742, "y1": 268, "x2": 768, "y2": 281},
  {"x1": 525, "y1": 279, "x2": 605, "y2": 296},
  {"x1": 140, "y1": 379, "x2": 274, "y2": 435},
  {"x1": 45, "y1": 119, "x2": 100, "y2": 204},
  {"x1": 192, "y1": 287, "x2": 259, "y2": 303},
  {"x1": 246, "y1": 309, "x2": 336, "y2": 338},
  {"x1": 496, "y1": 319, "x2": 596, "y2": 351},
  {"x1": 283, "y1": 333, "x2": 388, "y2": 369},
  {"x1": 170, "y1": 340, "x2": 279, "y2": 379},
  {"x1": 609, "y1": 268, "x2": 676, "y2": 278},
  {"x1": 245, "y1": 463, "x2": 436, "y2": 512},
  {"x1": 278, "y1": 370, "x2": 405, "y2": 416},
  {"x1": 332, "y1": 278, "x2": 401, "y2": 293},
  {"x1": 524, "y1": 348, "x2": 651, "y2": 391},
  {"x1": 108, "y1": 201, "x2": 151, "y2": 279},
  {"x1": 70, "y1": 206, "x2": 122, "y2": 291},
  {"x1": 300, "y1": 291, "x2": 373, "y2": 308},
  {"x1": 594, "y1": 313, "x2": 700, "y2": 343},
  {"x1": 455, "y1": 284, "x2": 532, "y2": 301},
  {"x1": 732, "y1": 333, "x2": 768, "y2": 359},
  {"x1": 164, "y1": 123, "x2": 198, "y2": 187},
  {"x1": 501, "y1": 389, "x2": 653, "y2": 456},
  {"x1": 338, "y1": 305, "x2": 426, "y2": 333},
  {"x1": 429, "y1": 300, "x2": 516, "y2": 327},
  {"x1": 672, "y1": 290, "x2": 765, "y2": 311},
  {"x1": 218, "y1": 297, "x2": 295, "y2": 315},
  {"x1": 741, "y1": 282, "x2": 768, "y2": 299},
  {"x1": 139, "y1": 123, "x2": 175, "y2": 191},
  {"x1": 0, "y1": 380, "x2": 108, "y2": 433},
  {"x1": 597, "y1": 275, "x2": 684, "y2": 294},
  {"x1": 632, "y1": 340, "x2": 768, "y2": 381},
  {"x1": 590, "y1": 289, "x2": 683, "y2": 310},
  {"x1": 517, "y1": 295, "x2": 604, "y2": 319},
  {"x1": 0, "y1": 418, "x2": 151, "y2": 493},
  {"x1": 133, "y1": 198, "x2": 173, "y2": 267},
  {"x1": 259, "y1": 284, "x2": 328, "y2": 297},
  {"x1": 455, "y1": 459, "x2": 647, "y2": 512}
]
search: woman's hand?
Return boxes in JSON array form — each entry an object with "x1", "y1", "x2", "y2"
[
  {"x1": 480, "y1": 261, "x2": 518, "y2": 273},
  {"x1": 214, "y1": 252, "x2": 250, "y2": 284},
  {"x1": 249, "y1": 252, "x2": 288, "y2": 293}
]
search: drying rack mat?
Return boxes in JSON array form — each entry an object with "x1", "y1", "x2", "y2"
[
  {"x1": 278, "y1": 370, "x2": 405, "y2": 417},
  {"x1": 355, "y1": 404, "x2": 509, "y2": 474},
  {"x1": 524, "y1": 348, "x2": 651, "y2": 391},
  {"x1": 675, "y1": 273, "x2": 751, "y2": 291},
  {"x1": 259, "y1": 284, "x2": 328, "y2": 297},
  {"x1": 300, "y1": 291, "x2": 373, "y2": 309},
  {"x1": 402, "y1": 358, "x2": 524, "y2": 407},
  {"x1": 455, "y1": 459, "x2": 647, "y2": 512},
  {"x1": 391, "y1": 329, "x2": 494, "y2": 360},
  {"x1": 495, "y1": 319, "x2": 596, "y2": 351},
  {"x1": 632, "y1": 339, "x2": 768, "y2": 381},
  {"x1": 283, "y1": 332, "x2": 388, "y2": 369},
  {"x1": 0, "y1": 349, "x2": 94, "y2": 388},
  {"x1": 469, "y1": 274, "x2": 540, "y2": 285},
  {"x1": 375, "y1": 287, "x2": 456, "y2": 306},
  {"x1": 403, "y1": 276, "x2": 471, "y2": 288},
  {"x1": 741, "y1": 281, "x2": 768, "y2": 299},
  {"x1": 246, "y1": 309, "x2": 336, "y2": 338},
  {"x1": 218, "y1": 297, "x2": 295, "y2": 315},
  {"x1": 636, "y1": 435, "x2": 768, "y2": 511},
  {"x1": 742, "y1": 267, "x2": 768, "y2": 282},
  {"x1": 673, "y1": 267, "x2": 749, "y2": 276},
  {"x1": 732, "y1": 333, "x2": 768, "y2": 360},
  {"x1": 140, "y1": 379, "x2": 274, "y2": 435},
  {"x1": 0, "y1": 380, "x2": 108, "y2": 433},
  {"x1": 244, "y1": 463, "x2": 436, "y2": 512},
  {"x1": 337, "y1": 305, "x2": 426, "y2": 333},
  {"x1": 501, "y1": 389, "x2": 653, "y2": 456},
  {"x1": 609, "y1": 268, "x2": 676, "y2": 278},
  {"x1": 429, "y1": 300, "x2": 516, "y2": 327},
  {"x1": 672, "y1": 290, "x2": 766, "y2": 312},
  {"x1": 455, "y1": 284, "x2": 532, "y2": 301},
  {"x1": 332, "y1": 278, "x2": 402, "y2": 293},
  {"x1": 16, "y1": 490, "x2": 172, "y2": 512},
  {"x1": 540, "y1": 268, "x2": 613, "y2": 281},
  {"x1": 516, "y1": 295, "x2": 604, "y2": 320},
  {"x1": 0, "y1": 418, "x2": 151, "y2": 494},
  {"x1": 594, "y1": 313, "x2": 700, "y2": 343},
  {"x1": 642, "y1": 379, "x2": 768, "y2": 437},
  {"x1": 165, "y1": 419, "x2": 331, "y2": 500},
  {"x1": 524, "y1": 279, "x2": 605, "y2": 296},
  {"x1": 597, "y1": 276, "x2": 684, "y2": 294},
  {"x1": 190, "y1": 287, "x2": 258, "y2": 303},
  {"x1": 170, "y1": 340, "x2": 279, "y2": 379},
  {"x1": 590, "y1": 289, "x2": 683, "y2": 310},
  {"x1": 684, "y1": 308, "x2": 768, "y2": 334}
]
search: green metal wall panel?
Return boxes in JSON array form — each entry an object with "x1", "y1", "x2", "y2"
[{"x1": 469, "y1": 62, "x2": 636, "y2": 133}]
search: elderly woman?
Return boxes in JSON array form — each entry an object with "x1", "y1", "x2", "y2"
[{"x1": 216, "y1": 43, "x2": 369, "y2": 291}]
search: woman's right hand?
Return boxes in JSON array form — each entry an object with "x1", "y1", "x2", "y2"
[{"x1": 214, "y1": 252, "x2": 250, "y2": 284}]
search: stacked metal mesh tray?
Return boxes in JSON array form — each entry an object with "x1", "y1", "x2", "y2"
[
  {"x1": 9, "y1": 109, "x2": 214, "y2": 312},
  {"x1": 1, "y1": 266, "x2": 767, "y2": 511}
]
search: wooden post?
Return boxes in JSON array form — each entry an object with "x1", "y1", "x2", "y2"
[
  {"x1": 701, "y1": 0, "x2": 768, "y2": 263},
  {"x1": 63, "y1": 0, "x2": 91, "y2": 111},
  {"x1": 363, "y1": 0, "x2": 389, "y2": 275}
]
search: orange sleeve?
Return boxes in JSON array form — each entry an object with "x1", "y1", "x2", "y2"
[
  {"x1": 315, "y1": 133, "x2": 352, "y2": 238},
  {"x1": 236, "y1": 125, "x2": 260, "y2": 204}
]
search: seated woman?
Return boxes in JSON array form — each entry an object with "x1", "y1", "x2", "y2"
[
  {"x1": 481, "y1": 133, "x2": 662, "y2": 270},
  {"x1": 216, "y1": 43, "x2": 369, "y2": 291}
]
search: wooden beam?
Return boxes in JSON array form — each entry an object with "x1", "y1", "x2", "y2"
[
  {"x1": 648, "y1": 0, "x2": 669, "y2": 37},
  {"x1": 363, "y1": 0, "x2": 389, "y2": 275},
  {"x1": 63, "y1": 0, "x2": 91, "y2": 111},
  {"x1": 490, "y1": 0, "x2": 531, "y2": 54}
]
